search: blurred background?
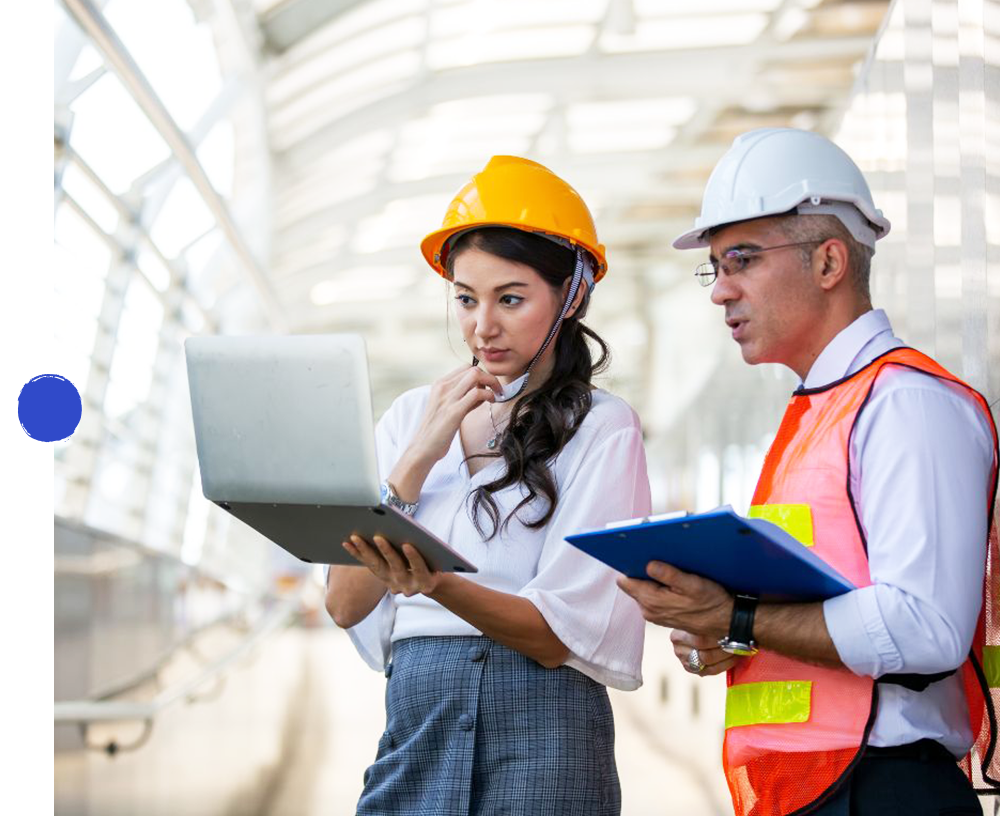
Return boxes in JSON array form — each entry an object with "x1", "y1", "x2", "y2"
[{"x1": 52, "y1": 0, "x2": 999, "y2": 813}]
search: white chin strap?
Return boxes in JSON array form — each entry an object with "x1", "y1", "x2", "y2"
[{"x1": 474, "y1": 249, "x2": 595, "y2": 403}]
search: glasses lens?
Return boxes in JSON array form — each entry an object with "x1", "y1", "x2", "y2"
[
  {"x1": 694, "y1": 263, "x2": 716, "y2": 287},
  {"x1": 721, "y1": 250, "x2": 749, "y2": 275}
]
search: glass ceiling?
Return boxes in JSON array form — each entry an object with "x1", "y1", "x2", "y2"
[{"x1": 53, "y1": 0, "x2": 890, "y2": 569}]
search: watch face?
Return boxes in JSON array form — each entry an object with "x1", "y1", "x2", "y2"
[
  {"x1": 718, "y1": 638, "x2": 758, "y2": 657},
  {"x1": 379, "y1": 482, "x2": 389, "y2": 504}
]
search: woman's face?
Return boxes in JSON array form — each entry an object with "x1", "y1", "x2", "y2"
[{"x1": 451, "y1": 246, "x2": 566, "y2": 385}]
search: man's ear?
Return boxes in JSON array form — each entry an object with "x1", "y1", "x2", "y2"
[{"x1": 814, "y1": 238, "x2": 850, "y2": 291}]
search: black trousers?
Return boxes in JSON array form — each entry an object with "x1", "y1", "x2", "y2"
[{"x1": 810, "y1": 740, "x2": 982, "y2": 816}]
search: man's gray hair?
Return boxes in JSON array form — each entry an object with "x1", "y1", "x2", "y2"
[{"x1": 776, "y1": 213, "x2": 873, "y2": 300}]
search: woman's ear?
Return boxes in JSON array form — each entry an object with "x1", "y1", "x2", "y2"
[{"x1": 563, "y1": 280, "x2": 588, "y2": 319}]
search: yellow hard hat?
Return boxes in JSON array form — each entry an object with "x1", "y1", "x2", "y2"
[{"x1": 420, "y1": 156, "x2": 608, "y2": 282}]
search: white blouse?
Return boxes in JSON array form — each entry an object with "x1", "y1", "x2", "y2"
[{"x1": 347, "y1": 386, "x2": 652, "y2": 691}]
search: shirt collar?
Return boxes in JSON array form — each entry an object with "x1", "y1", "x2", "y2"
[{"x1": 802, "y1": 309, "x2": 895, "y2": 389}]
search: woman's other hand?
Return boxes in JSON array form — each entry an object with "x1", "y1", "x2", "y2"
[{"x1": 343, "y1": 534, "x2": 444, "y2": 597}]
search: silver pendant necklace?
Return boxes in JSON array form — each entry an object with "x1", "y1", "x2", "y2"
[{"x1": 487, "y1": 401, "x2": 504, "y2": 450}]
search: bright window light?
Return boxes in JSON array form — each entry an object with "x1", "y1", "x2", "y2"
[
  {"x1": 633, "y1": 0, "x2": 781, "y2": 14},
  {"x1": 311, "y1": 265, "x2": 418, "y2": 305},
  {"x1": 389, "y1": 95, "x2": 549, "y2": 181},
  {"x1": 69, "y1": 73, "x2": 171, "y2": 194},
  {"x1": 567, "y1": 97, "x2": 694, "y2": 153},
  {"x1": 104, "y1": 0, "x2": 223, "y2": 132},
  {"x1": 570, "y1": 127, "x2": 678, "y2": 154},
  {"x1": 104, "y1": 276, "x2": 164, "y2": 419},
  {"x1": 428, "y1": 26, "x2": 594, "y2": 69},
  {"x1": 600, "y1": 14, "x2": 769, "y2": 52},
  {"x1": 270, "y1": 17, "x2": 426, "y2": 104},
  {"x1": 284, "y1": 0, "x2": 426, "y2": 62},
  {"x1": 181, "y1": 471, "x2": 210, "y2": 566},
  {"x1": 271, "y1": 227, "x2": 349, "y2": 279},
  {"x1": 54, "y1": 205, "x2": 111, "y2": 397},
  {"x1": 67, "y1": 43, "x2": 104, "y2": 83},
  {"x1": 430, "y1": 0, "x2": 607, "y2": 38},
  {"x1": 60, "y1": 162, "x2": 120, "y2": 234},
  {"x1": 352, "y1": 196, "x2": 453, "y2": 253},
  {"x1": 196, "y1": 121, "x2": 235, "y2": 200},
  {"x1": 568, "y1": 97, "x2": 696, "y2": 128},
  {"x1": 429, "y1": 94, "x2": 552, "y2": 118},
  {"x1": 276, "y1": 171, "x2": 381, "y2": 228},
  {"x1": 149, "y1": 177, "x2": 216, "y2": 258},
  {"x1": 137, "y1": 241, "x2": 173, "y2": 292},
  {"x1": 57, "y1": 353, "x2": 93, "y2": 402},
  {"x1": 54, "y1": 206, "x2": 113, "y2": 318},
  {"x1": 270, "y1": 52, "x2": 421, "y2": 145}
]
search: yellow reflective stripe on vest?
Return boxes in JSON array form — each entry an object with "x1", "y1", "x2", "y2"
[
  {"x1": 748, "y1": 504, "x2": 814, "y2": 547},
  {"x1": 983, "y1": 647, "x2": 1000, "y2": 688},
  {"x1": 725, "y1": 681, "x2": 813, "y2": 729}
]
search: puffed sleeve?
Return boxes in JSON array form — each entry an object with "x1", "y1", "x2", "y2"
[
  {"x1": 344, "y1": 402, "x2": 400, "y2": 671},
  {"x1": 518, "y1": 423, "x2": 652, "y2": 690}
]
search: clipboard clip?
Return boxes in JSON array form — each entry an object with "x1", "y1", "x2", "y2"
[{"x1": 604, "y1": 510, "x2": 690, "y2": 530}]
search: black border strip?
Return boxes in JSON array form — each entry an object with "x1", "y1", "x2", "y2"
[
  {"x1": 844, "y1": 364, "x2": 882, "y2": 558},
  {"x1": 785, "y1": 346, "x2": 1000, "y2": 804},
  {"x1": 969, "y1": 649, "x2": 1000, "y2": 791},
  {"x1": 792, "y1": 347, "x2": 905, "y2": 397},
  {"x1": 841, "y1": 352, "x2": 1000, "y2": 790},
  {"x1": 787, "y1": 684, "x2": 880, "y2": 816}
]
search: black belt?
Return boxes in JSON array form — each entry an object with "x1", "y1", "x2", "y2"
[{"x1": 864, "y1": 739, "x2": 956, "y2": 762}]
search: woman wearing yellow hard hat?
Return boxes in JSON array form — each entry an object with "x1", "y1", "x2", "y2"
[{"x1": 326, "y1": 156, "x2": 650, "y2": 815}]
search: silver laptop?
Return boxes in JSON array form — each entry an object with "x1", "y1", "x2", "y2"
[{"x1": 184, "y1": 334, "x2": 477, "y2": 573}]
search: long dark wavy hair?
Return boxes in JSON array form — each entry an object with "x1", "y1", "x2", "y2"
[{"x1": 445, "y1": 227, "x2": 611, "y2": 539}]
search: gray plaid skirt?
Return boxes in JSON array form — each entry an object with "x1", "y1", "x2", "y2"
[{"x1": 356, "y1": 636, "x2": 621, "y2": 816}]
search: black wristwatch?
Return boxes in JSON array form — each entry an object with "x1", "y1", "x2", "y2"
[{"x1": 718, "y1": 593, "x2": 759, "y2": 656}]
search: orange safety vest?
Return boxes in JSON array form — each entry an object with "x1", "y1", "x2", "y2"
[{"x1": 723, "y1": 347, "x2": 1000, "y2": 816}]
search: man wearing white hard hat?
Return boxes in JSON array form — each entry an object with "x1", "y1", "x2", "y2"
[{"x1": 618, "y1": 128, "x2": 1000, "y2": 815}]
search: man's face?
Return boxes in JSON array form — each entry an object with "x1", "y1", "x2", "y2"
[{"x1": 707, "y1": 217, "x2": 825, "y2": 370}]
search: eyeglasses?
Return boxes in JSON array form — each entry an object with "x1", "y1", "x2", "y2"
[{"x1": 694, "y1": 241, "x2": 822, "y2": 287}]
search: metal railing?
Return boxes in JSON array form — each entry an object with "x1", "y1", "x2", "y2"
[
  {"x1": 54, "y1": 516, "x2": 307, "y2": 753},
  {"x1": 54, "y1": 594, "x2": 301, "y2": 754}
]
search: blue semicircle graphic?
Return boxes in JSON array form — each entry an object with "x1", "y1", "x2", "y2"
[{"x1": 17, "y1": 374, "x2": 83, "y2": 442}]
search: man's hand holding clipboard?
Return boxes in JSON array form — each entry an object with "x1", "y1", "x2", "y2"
[{"x1": 564, "y1": 506, "x2": 856, "y2": 674}]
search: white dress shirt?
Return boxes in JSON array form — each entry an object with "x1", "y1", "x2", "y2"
[
  {"x1": 814, "y1": 310, "x2": 996, "y2": 755},
  {"x1": 347, "y1": 387, "x2": 652, "y2": 691}
]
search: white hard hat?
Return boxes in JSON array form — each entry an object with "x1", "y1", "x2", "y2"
[{"x1": 673, "y1": 128, "x2": 891, "y2": 250}]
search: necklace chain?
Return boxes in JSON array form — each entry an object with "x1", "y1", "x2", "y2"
[{"x1": 487, "y1": 401, "x2": 505, "y2": 450}]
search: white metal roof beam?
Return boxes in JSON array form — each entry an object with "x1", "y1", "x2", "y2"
[
  {"x1": 272, "y1": 35, "x2": 874, "y2": 163},
  {"x1": 61, "y1": 0, "x2": 288, "y2": 331},
  {"x1": 270, "y1": 151, "x2": 721, "y2": 251}
]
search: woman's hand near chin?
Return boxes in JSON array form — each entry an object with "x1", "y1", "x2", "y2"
[{"x1": 389, "y1": 364, "x2": 503, "y2": 501}]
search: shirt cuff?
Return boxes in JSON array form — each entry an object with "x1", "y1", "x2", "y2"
[
  {"x1": 346, "y1": 592, "x2": 395, "y2": 672},
  {"x1": 823, "y1": 586, "x2": 902, "y2": 677}
]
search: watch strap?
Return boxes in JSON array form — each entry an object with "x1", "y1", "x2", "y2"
[
  {"x1": 719, "y1": 593, "x2": 759, "y2": 656},
  {"x1": 380, "y1": 480, "x2": 419, "y2": 516}
]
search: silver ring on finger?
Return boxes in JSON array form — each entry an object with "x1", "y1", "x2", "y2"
[{"x1": 687, "y1": 648, "x2": 706, "y2": 673}]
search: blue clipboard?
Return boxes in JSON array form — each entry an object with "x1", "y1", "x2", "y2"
[{"x1": 565, "y1": 507, "x2": 855, "y2": 601}]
